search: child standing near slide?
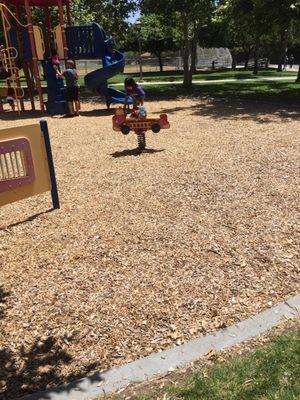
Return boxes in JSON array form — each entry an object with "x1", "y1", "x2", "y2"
[
  {"x1": 105, "y1": 33, "x2": 118, "y2": 61},
  {"x1": 56, "y1": 60, "x2": 80, "y2": 117},
  {"x1": 124, "y1": 77, "x2": 145, "y2": 109}
]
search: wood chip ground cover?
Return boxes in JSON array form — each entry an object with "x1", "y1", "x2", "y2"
[{"x1": 0, "y1": 98, "x2": 299, "y2": 399}]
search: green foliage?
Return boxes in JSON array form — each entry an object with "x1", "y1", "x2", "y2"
[
  {"x1": 215, "y1": 0, "x2": 300, "y2": 60},
  {"x1": 141, "y1": 0, "x2": 215, "y2": 86},
  {"x1": 125, "y1": 14, "x2": 178, "y2": 70},
  {"x1": 77, "y1": 0, "x2": 137, "y2": 37},
  {"x1": 142, "y1": 0, "x2": 214, "y2": 42},
  {"x1": 70, "y1": 0, "x2": 96, "y2": 25}
]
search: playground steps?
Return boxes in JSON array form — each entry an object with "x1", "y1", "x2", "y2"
[{"x1": 45, "y1": 60, "x2": 68, "y2": 116}]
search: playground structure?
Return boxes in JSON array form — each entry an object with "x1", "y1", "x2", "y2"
[
  {"x1": 0, "y1": 0, "x2": 130, "y2": 115},
  {"x1": 0, "y1": 120, "x2": 59, "y2": 210},
  {"x1": 113, "y1": 107, "x2": 170, "y2": 150}
]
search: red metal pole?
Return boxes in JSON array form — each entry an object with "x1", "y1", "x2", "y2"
[
  {"x1": 57, "y1": 0, "x2": 68, "y2": 65},
  {"x1": 66, "y1": 0, "x2": 72, "y2": 26},
  {"x1": 16, "y1": 1, "x2": 34, "y2": 110},
  {"x1": 15, "y1": 6, "x2": 23, "y2": 55},
  {"x1": 44, "y1": 6, "x2": 52, "y2": 56},
  {"x1": 23, "y1": 61, "x2": 35, "y2": 110},
  {"x1": 15, "y1": 5, "x2": 25, "y2": 111},
  {"x1": 24, "y1": 0, "x2": 45, "y2": 112},
  {"x1": 65, "y1": 0, "x2": 76, "y2": 67}
]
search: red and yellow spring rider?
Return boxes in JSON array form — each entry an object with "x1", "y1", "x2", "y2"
[{"x1": 112, "y1": 105, "x2": 170, "y2": 150}]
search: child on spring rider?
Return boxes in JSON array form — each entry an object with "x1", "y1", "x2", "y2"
[{"x1": 124, "y1": 77, "x2": 146, "y2": 118}]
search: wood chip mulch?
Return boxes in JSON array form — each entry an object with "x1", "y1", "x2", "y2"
[{"x1": 0, "y1": 98, "x2": 299, "y2": 399}]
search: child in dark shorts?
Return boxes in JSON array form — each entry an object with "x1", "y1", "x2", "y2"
[{"x1": 57, "y1": 60, "x2": 80, "y2": 117}]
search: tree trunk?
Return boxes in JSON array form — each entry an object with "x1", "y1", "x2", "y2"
[
  {"x1": 231, "y1": 54, "x2": 237, "y2": 71},
  {"x1": 296, "y1": 64, "x2": 300, "y2": 82},
  {"x1": 253, "y1": 37, "x2": 260, "y2": 75},
  {"x1": 189, "y1": 32, "x2": 198, "y2": 80},
  {"x1": 277, "y1": 29, "x2": 288, "y2": 72},
  {"x1": 182, "y1": 13, "x2": 191, "y2": 88},
  {"x1": 183, "y1": 21, "x2": 198, "y2": 88},
  {"x1": 156, "y1": 51, "x2": 164, "y2": 72},
  {"x1": 244, "y1": 46, "x2": 251, "y2": 69}
]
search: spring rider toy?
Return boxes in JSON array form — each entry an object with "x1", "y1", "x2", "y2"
[{"x1": 112, "y1": 104, "x2": 170, "y2": 150}]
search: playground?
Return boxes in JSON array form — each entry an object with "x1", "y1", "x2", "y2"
[
  {"x1": 0, "y1": 0, "x2": 299, "y2": 397},
  {"x1": 1, "y1": 96, "x2": 299, "y2": 398}
]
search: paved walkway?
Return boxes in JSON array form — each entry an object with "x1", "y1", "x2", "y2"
[{"x1": 110, "y1": 75, "x2": 297, "y2": 87}]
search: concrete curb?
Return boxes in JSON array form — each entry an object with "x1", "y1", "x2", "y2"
[{"x1": 22, "y1": 294, "x2": 299, "y2": 400}]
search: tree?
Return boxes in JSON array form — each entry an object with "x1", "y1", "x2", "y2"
[
  {"x1": 80, "y1": 0, "x2": 138, "y2": 38},
  {"x1": 125, "y1": 14, "x2": 178, "y2": 72},
  {"x1": 141, "y1": 0, "x2": 214, "y2": 87},
  {"x1": 214, "y1": 0, "x2": 256, "y2": 70},
  {"x1": 267, "y1": 1, "x2": 300, "y2": 72},
  {"x1": 218, "y1": 0, "x2": 271, "y2": 75}
]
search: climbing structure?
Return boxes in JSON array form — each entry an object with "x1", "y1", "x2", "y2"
[
  {"x1": 0, "y1": 3, "x2": 25, "y2": 113},
  {"x1": 0, "y1": 0, "x2": 74, "y2": 113},
  {"x1": 0, "y1": 0, "x2": 129, "y2": 115}
]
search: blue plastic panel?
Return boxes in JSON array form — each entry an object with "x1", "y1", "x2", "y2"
[{"x1": 66, "y1": 23, "x2": 106, "y2": 59}]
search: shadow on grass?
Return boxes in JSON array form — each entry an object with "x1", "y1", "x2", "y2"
[
  {"x1": 154, "y1": 81, "x2": 300, "y2": 123},
  {"x1": 0, "y1": 287, "x2": 102, "y2": 400},
  {"x1": 111, "y1": 147, "x2": 165, "y2": 158}
]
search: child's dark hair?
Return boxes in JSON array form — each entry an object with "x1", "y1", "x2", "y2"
[
  {"x1": 66, "y1": 59, "x2": 75, "y2": 68},
  {"x1": 51, "y1": 48, "x2": 58, "y2": 56},
  {"x1": 124, "y1": 77, "x2": 136, "y2": 87}
]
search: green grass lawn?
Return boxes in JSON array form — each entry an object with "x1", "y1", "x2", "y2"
[
  {"x1": 142, "y1": 80, "x2": 300, "y2": 104},
  {"x1": 3, "y1": 68, "x2": 295, "y2": 87},
  {"x1": 138, "y1": 329, "x2": 300, "y2": 400},
  {"x1": 108, "y1": 69, "x2": 297, "y2": 85},
  {"x1": 1, "y1": 70, "x2": 299, "y2": 105}
]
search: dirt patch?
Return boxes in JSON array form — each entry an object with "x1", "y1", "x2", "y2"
[{"x1": 0, "y1": 98, "x2": 299, "y2": 399}]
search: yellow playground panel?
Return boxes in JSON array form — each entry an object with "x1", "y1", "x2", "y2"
[
  {"x1": 0, "y1": 121, "x2": 59, "y2": 210},
  {"x1": 33, "y1": 25, "x2": 46, "y2": 61},
  {"x1": 53, "y1": 25, "x2": 65, "y2": 60}
]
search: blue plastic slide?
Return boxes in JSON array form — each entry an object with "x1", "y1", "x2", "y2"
[
  {"x1": 45, "y1": 23, "x2": 129, "y2": 115},
  {"x1": 84, "y1": 49, "x2": 128, "y2": 107},
  {"x1": 83, "y1": 25, "x2": 130, "y2": 107}
]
